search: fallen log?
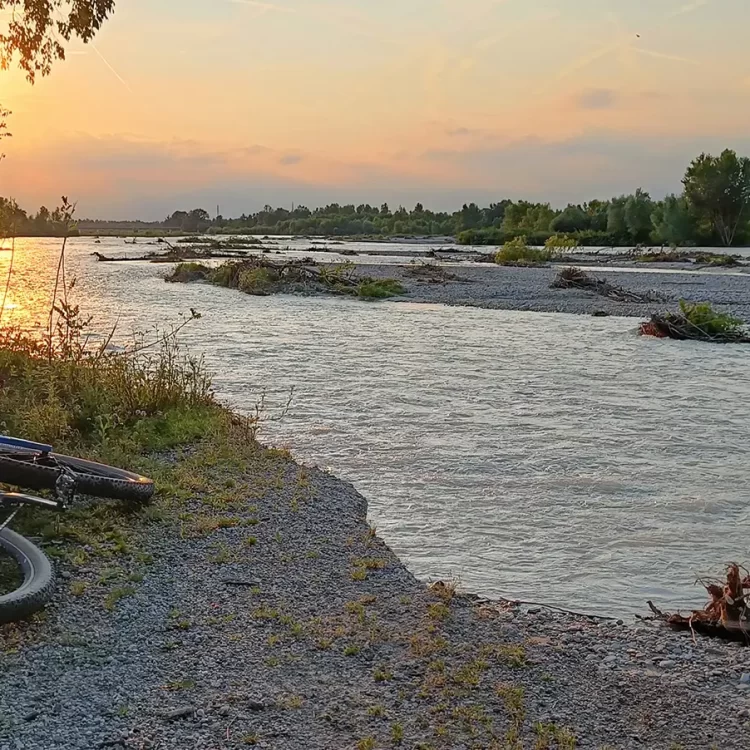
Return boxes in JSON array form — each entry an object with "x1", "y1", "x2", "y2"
[
  {"x1": 640, "y1": 301, "x2": 750, "y2": 343},
  {"x1": 92, "y1": 249, "x2": 252, "y2": 263},
  {"x1": 551, "y1": 267, "x2": 665, "y2": 304},
  {"x1": 648, "y1": 564, "x2": 750, "y2": 643}
]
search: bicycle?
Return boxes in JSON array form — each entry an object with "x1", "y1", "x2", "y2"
[{"x1": 0, "y1": 435, "x2": 155, "y2": 624}]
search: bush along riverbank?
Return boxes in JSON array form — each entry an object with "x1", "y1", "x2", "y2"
[
  {"x1": 2, "y1": 318, "x2": 750, "y2": 749},
  {"x1": 166, "y1": 257, "x2": 406, "y2": 300}
]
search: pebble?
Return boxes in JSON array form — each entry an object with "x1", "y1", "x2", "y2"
[
  {"x1": 658, "y1": 660, "x2": 677, "y2": 669},
  {"x1": 165, "y1": 707, "x2": 194, "y2": 722}
]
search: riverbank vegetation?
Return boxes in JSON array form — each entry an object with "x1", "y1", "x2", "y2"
[
  {"x1": 166, "y1": 257, "x2": 406, "y2": 300},
  {"x1": 640, "y1": 301, "x2": 749, "y2": 343},
  {"x1": 28, "y1": 150, "x2": 734, "y2": 247}
]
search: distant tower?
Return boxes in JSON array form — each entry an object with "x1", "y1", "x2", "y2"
[{"x1": 216, "y1": 205, "x2": 220, "y2": 219}]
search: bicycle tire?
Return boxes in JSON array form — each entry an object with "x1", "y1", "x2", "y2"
[
  {"x1": 0, "y1": 451, "x2": 154, "y2": 504},
  {"x1": 0, "y1": 528, "x2": 55, "y2": 624}
]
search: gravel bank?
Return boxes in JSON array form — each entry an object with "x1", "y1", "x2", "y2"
[
  {"x1": 1, "y1": 450, "x2": 748, "y2": 750},
  {"x1": 358, "y1": 263, "x2": 750, "y2": 322}
]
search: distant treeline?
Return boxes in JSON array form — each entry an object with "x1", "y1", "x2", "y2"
[
  {"x1": 5, "y1": 150, "x2": 750, "y2": 246},
  {"x1": 0, "y1": 198, "x2": 80, "y2": 237}
]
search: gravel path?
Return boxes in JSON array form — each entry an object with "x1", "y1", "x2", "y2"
[
  {"x1": 1, "y1": 452, "x2": 749, "y2": 750},
  {"x1": 358, "y1": 263, "x2": 750, "y2": 322}
]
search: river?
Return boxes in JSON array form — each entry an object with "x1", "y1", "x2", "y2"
[{"x1": 2, "y1": 236, "x2": 749, "y2": 618}]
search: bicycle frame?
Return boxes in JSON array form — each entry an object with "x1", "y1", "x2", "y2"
[
  {"x1": 0, "y1": 491, "x2": 63, "y2": 534},
  {"x1": 0, "y1": 435, "x2": 53, "y2": 455}
]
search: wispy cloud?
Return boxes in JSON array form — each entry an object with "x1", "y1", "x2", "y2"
[
  {"x1": 635, "y1": 48, "x2": 698, "y2": 65},
  {"x1": 227, "y1": 0, "x2": 295, "y2": 13},
  {"x1": 669, "y1": 0, "x2": 710, "y2": 18},
  {"x1": 575, "y1": 89, "x2": 618, "y2": 110}
]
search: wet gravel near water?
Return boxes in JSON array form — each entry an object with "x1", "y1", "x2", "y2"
[
  {"x1": 359, "y1": 263, "x2": 750, "y2": 322},
  {"x1": 1, "y1": 459, "x2": 749, "y2": 749}
]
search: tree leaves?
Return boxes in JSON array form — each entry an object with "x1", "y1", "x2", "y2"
[{"x1": 0, "y1": 0, "x2": 115, "y2": 82}]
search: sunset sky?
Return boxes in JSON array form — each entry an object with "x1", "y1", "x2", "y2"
[{"x1": 1, "y1": 0, "x2": 749, "y2": 219}]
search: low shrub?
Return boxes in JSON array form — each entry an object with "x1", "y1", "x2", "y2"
[
  {"x1": 164, "y1": 262, "x2": 210, "y2": 283},
  {"x1": 678, "y1": 300, "x2": 745, "y2": 337},
  {"x1": 357, "y1": 279, "x2": 405, "y2": 299},
  {"x1": 494, "y1": 237, "x2": 551, "y2": 266}
]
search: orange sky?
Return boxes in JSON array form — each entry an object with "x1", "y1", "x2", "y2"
[{"x1": 1, "y1": 0, "x2": 749, "y2": 218}]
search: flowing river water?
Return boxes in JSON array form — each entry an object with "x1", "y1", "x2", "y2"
[{"x1": 2, "y1": 237, "x2": 750, "y2": 618}]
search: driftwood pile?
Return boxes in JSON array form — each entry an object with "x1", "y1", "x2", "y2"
[
  {"x1": 640, "y1": 313, "x2": 750, "y2": 343},
  {"x1": 551, "y1": 267, "x2": 664, "y2": 304},
  {"x1": 404, "y1": 263, "x2": 464, "y2": 283},
  {"x1": 648, "y1": 564, "x2": 750, "y2": 643}
]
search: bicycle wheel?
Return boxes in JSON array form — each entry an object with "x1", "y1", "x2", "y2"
[
  {"x1": 0, "y1": 528, "x2": 55, "y2": 624},
  {"x1": 0, "y1": 451, "x2": 154, "y2": 504}
]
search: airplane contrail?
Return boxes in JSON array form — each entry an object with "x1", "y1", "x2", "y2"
[{"x1": 91, "y1": 43, "x2": 133, "y2": 93}]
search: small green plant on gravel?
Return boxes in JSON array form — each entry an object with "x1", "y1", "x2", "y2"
[
  {"x1": 497, "y1": 684, "x2": 525, "y2": 750},
  {"x1": 374, "y1": 666, "x2": 393, "y2": 682},
  {"x1": 492, "y1": 644, "x2": 527, "y2": 668},
  {"x1": 97, "y1": 567, "x2": 121, "y2": 584},
  {"x1": 344, "y1": 644, "x2": 361, "y2": 656},
  {"x1": 534, "y1": 723, "x2": 576, "y2": 750},
  {"x1": 116, "y1": 705, "x2": 129, "y2": 718},
  {"x1": 347, "y1": 601, "x2": 367, "y2": 622},
  {"x1": 207, "y1": 542, "x2": 234, "y2": 565},
  {"x1": 70, "y1": 581, "x2": 88, "y2": 596},
  {"x1": 280, "y1": 694, "x2": 303, "y2": 709},
  {"x1": 267, "y1": 634, "x2": 281, "y2": 647},
  {"x1": 367, "y1": 704, "x2": 386, "y2": 718},
  {"x1": 429, "y1": 579, "x2": 458, "y2": 602},
  {"x1": 163, "y1": 678, "x2": 195, "y2": 691},
  {"x1": 399, "y1": 595, "x2": 412, "y2": 605},
  {"x1": 351, "y1": 567, "x2": 367, "y2": 581},
  {"x1": 391, "y1": 721, "x2": 404, "y2": 744},
  {"x1": 127, "y1": 571, "x2": 145, "y2": 583},
  {"x1": 356, "y1": 738, "x2": 376, "y2": 750},
  {"x1": 451, "y1": 658, "x2": 488, "y2": 688},
  {"x1": 104, "y1": 585, "x2": 136, "y2": 612},
  {"x1": 242, "y1": 734, "x2": 258, "y2": 745},
  {"x1": 316, "y1": 637, "x2": 333, "y2": 651},
  {"x1": 410, "y1": 633, "x2": 447, "y2": 657},
  {"x1": 427, "y1": 603, "x2": 450, "y2": 621},
  {"x1": 355, "y1": 557, "x2": 388, "y2": 571},
  {"x1": 265, "y1": 656, "x2": 280, "y2": 667},
  {"x1": 252, "y1": 606, "x2": 280, "y2": 620},
  {"x1": 245, "y1": 536, "x2": 258, "y2": 547},
  {"x1": 306, "y1": 549, "x2": 320, "y2": 559}
]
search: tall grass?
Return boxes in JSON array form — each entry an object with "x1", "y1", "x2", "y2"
[{"x1": 0, "y1": 205, "x2": 224, "y2": 466}]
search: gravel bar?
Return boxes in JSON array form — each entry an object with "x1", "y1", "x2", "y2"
[
  {"x1": 1, "y1": 453, "x2": 749, "y2": 749},
  {"x1": 358, "y1": 263, "x2": 750, "y2": 322}
]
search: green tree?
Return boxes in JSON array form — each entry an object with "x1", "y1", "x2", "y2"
[
  {"x1": 624, "y1": 188, "x2": 654, "y2": 243},
  {"x1": 683, "y1": 149, "x2": 750, "y2": 246},
  {"x1": 550, "y1": 204, "x2": 590, "y2": 233},
  {"x1": 584, "y1": 200, "x2": 610, "y2": 232},
  {"x1": 606, "y1": 197, "x2": 628, "y2": 239},
  {"x1": 1, "y1": 0, "x2": 115, "y2": 81},
  {"x1": 1, "y1": 1, "x2": 115, "y2": 162},
  {"x1": 651, "y1": 195, "x2": 695, "y2": 246},
  {"x1": 0, "y1": 105, "x2": 9, "y2": 159}
]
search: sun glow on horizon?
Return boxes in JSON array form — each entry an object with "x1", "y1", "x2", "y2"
[{"x1": 1, "y1": 0, "x2": 749, "y2": 217}]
